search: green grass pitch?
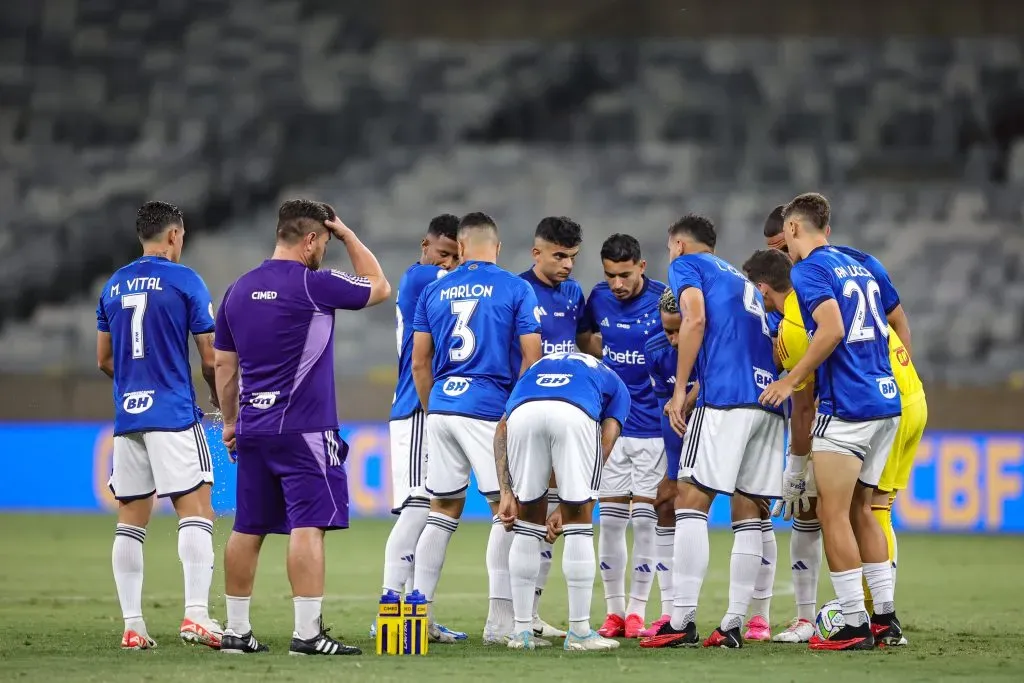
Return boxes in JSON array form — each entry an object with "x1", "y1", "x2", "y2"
[{"x1": 1, "y1": 514, "x2": 1022, "y2": 682}]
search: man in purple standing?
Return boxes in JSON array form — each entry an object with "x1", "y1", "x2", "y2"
[{"x1": 213, "y1": 199, "x2": 391, "y2": 655}]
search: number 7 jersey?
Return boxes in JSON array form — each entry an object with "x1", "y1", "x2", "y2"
[{"x1": 413, "y1": 260, "x2": 541, "y2": 420}]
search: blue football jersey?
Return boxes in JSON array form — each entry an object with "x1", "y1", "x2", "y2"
[
  {"x1": 581, "y1": 278, "x2": 666, "y2": 438},
  {"x1": 668, "y1": 253, "x2": 779, "y2": 412},
  {"x1": 644, "y1": 331, "x2": 696, "y2": 461},
  {"x1": 791, "y1": 246, "x2": 900, "y2": 421},
  {"x1": 520, "y1": 269, "x2": 586, "y2": 356},
  {"x1": 507, "y1": 352, "x2": 631, "y2": 426},
  {"x1": 831, "y1": 245, "x2": 901, "y2": 315},
  {"x1": 413, "y1": 260, "x2": 541, "y2": 420},
  {"x1": 392, "y1": 262, "x2": 449, "y2": 420},
  {"x1": 768, "y1": 310, "x2": 783, "y2": 338},
  {"x1": 96, "y1": 256, "x2": 215, "y2": 435}
]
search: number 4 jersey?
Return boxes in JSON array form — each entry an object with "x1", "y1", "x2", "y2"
[
  {"x1": 96, "y1": 255, "x2": 215, "y2": 436},
  {"x1": 413, "y1": 260, "x2": 541, "y2": 420}
]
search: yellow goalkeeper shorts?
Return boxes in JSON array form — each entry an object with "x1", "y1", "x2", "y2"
[{"x1": 877, "y1": 393, "x2": 928, "y2": 493}]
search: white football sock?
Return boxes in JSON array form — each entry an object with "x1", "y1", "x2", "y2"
[
  {"x1": 178, "y1": 517, "x2": 214, "y2": 622},
  {"x1": 225, "y1": 595, "x2": 251, "y2": 635},
  {"x1": 791, "y1": 518, "x2": 822, "y2": 622},
  {"x1": 670, "y1": 509, "x2": 708, "y2": 630},
  {"x1": 598, "y1": 502, "x2": 629, "y2": 616},
  {"x1": 562, "y1": 524, "x2": 595, "y2": 636},
  {"x1": 510, "y1": 521, "x2": 545, "y2": 633},
  {"x1": 533, "y1": 541, "x2": 553, "y2": 620},
  {"x1": 749, "y1": 518, "x2": 777, "y2": 623},
  {"x1": 382, "y1": 499, "x2": 429, "y2": 593},
  {"x1": 486, "y1": 515, "x2": 514, "y2": 630},
  {"x1": 862, "y1": 561, "x2": 895, "y2": 615},
  {"x1": 413, "y1": 511, "x2": 459, "y2": 601},
  {"x1": 113, "y1": 523, "x2": 146, "y2": 628},
  {"x1": 721, "y1": 518, "x2": 762, "y2": 632},
  {"x1": 655, "y1": 525, "x2": 675, "y2": 616},
  {"x1": 293, "y1": 596, "x2": 323, "y2": 640},
  {"x1": 831, "y1": 568, "x2": 868, "y2": 627},
  {"x1": 626, "y1": 502, "x2": 657, "y2": 617}
]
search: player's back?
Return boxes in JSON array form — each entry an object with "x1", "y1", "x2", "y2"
[
  {"x1": 415, "y1": 260, "x2": 540, "y2": 420},
  {"x1": 520, "y1": 269, "x2": 585, "y2": 355},
  {"x1": 792, "y1": 246, "x2": 900, "y2": 420},
  {"x1": 392, "y1": 262, "x2": 448, "y2": 420},
  {"x1": 508, "y1": 352, "x2": 630, "y2": 425},
  {"x1": 97, "y1": 256, "x2": 213, "y2": 435},
  {"x1": 668, "y1": 253, "x2": 777, "y2": 410}
]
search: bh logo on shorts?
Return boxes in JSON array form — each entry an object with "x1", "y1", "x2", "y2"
[
  {"x1": 876, "y1": 376, "x2": 898, "y2": 399},
  {"x1": 753, "y1": 367, "x2": 774, "y2": 390},
  {"x1": 122, "y1": 390, "x2": 155, "y2": 414},
  {"x1": 536, "y1": 374, "x2": 572, "y2": 387},
  {"x1": 442, "y1": 376, "x2": 472, "y2": 397},
  {"x1": 250, "y1": 391, "x2": 280, "y2": 410}
]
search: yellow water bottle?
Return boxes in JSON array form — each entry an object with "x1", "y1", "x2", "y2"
[
  {"x1": 375, "y1": 590, "x2": 402, "y2": 655},
  {"x1": 402, "y1": 590, "x2": 429, "y2": 655}
]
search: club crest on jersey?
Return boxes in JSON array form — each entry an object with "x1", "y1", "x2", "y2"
[
  {"x1": 442, "y1": 377, "x2": 472, "y2": 396},
  {"x1": 535, "y1": 373, "x2": 572, "y2": 387},
  {"x1": 250, "y1": 391, "x2": 280, "y2": 410},
  {"x1": 122, "y1": 390, "x2": 155, "y2": 415},
  {"x1": 876, "y1": 377, "x2": 898, "y2": 399}
]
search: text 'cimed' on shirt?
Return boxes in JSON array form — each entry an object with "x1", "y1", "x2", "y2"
[
  {"x1": 392, "y1": 262, "x2": 448, "y2": 421},
  {"x1": 506, "y1": 352, "x2": 631, "y2": 427},
  {"x1": 213, "y1": 260, "x2": 372, "y2": 435},
  {"x1": 519, "y1": 268, "x2": 587, "y2": 356},
  {"x1": 413, "y1": 260, "x2": 541, "y2": 421},
  {"x1": 581, "y1": 277, "x2": 666, "y2": 438},
  {"x1": 668, "y1": 253, "x2": 780, "y2": 413},
  {"x1": 97, "y1": 256, "x2": 216, "y2": 436}
]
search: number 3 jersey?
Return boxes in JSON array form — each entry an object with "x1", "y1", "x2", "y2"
[
  {"x1": 96, "y1": 256, "x2": 215, "y2": 435},
  {"x1": 668, "y1": 252, "x2": 779, "y2": 412},
  {"x1": 413, "y1": 260, "x2": 541, "y2": 420},
  {"x1": 791, "y1": 246, "x2": 900, "y2": 421}
]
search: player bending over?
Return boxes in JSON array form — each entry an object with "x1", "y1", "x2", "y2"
[
  {"x1": 497, "y1": 352, "x2": 630, "y2": 651},
  {"x1": 381, "y1": 213, "x2": 465, "y2": 643},
  {"x1": 99, "y1": 201, "x2": 222, "y2": 650},
  {"x1": 410, "y1": 212, "x2": 542, "y2": 645},
  {"x1": 519, "y1": 216, "x2": 594, "y2": 639},
  {"x1": 759, "y1": 193, "x2": 904, "y2": 650},
  {"x1": 641, "y1": 215, "x2": 784, "y2": 650},
  {"x1": 581, "y1": 234, "x2": 668, "y2": 639},
  {"x1": 215, "y1": 200, "x2": 390, "y2": 655}
]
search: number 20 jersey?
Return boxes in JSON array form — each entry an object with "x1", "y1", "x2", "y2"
[
  {"x1": 413, "y1": 260, "x2": 541, "y2": 420},
  {"x1": 668, "y1": 252, "x2": 779, "y2": 412}
]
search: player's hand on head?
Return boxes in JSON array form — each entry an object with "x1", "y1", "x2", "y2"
[{"x1": 324, "y1": 216, "x2": 353, "y2": 241}]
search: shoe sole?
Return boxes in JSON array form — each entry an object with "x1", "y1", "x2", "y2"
[
  {"x1": 639, "y1": 636, "x2": 700, "y2": 649},
  {"x1": 180, "y1": 632, "x2": 221, "y2": 649}
]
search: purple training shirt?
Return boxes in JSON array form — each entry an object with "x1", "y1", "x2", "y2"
[{"x1": 214, "y1": 259, "x2": 371, "y2": 435}]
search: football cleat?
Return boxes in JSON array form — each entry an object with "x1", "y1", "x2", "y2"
[
  {"x1": 121, "y1": 629, "x2": 157, "y2": 650},
  {"x1": 564, "y1": 630, "x2": 620, "y2": 651},
  {"x1": 507, "y1": 631, "x2": 537, "y2": 650},
  {"x1": 638, "y1": 620, "x2": 700, "y2": 648},
  {"x1": 808, "y1": 623, "x2": 875, "y2": 651},
  {"x1": 597, "y1": 613, "x2": 625, "y2": 638},
  {"x1": 180, "y1": 617, "x2": 223, "y2": 649},
  {"x1": 533, "y1": 617, "x2": 567, "y2": 638},
  {"x1": 221, "y1": 630, "x2": 269, "y2": 654},
  {"x1": 703, "y1": 626, "x2": 743, "y2": 648},
  {"x1": 428, "y1": 621, "x2": 458, "y2": 644},
  {"x1": 870, "y1": 613, "x2": 907, "y2": 647},
  {"x1": 482, "y1": 623, "x2": 512, "y2": 646},
  {"x1": 290, "y1": 621, "x2": 361, "y2": 656},
  {"x1": 624, "y1": 613, "x2": 646, "y2": 638},
  {"x1": 772, "y1": 618, "x2": 815, "y2": 643},
  {"x1": 436, "y1": 623, "x2": 468, "y2": 641},
  {"x1": 743, "y1": 615, "x2": 771, "y2": 642},
  {"x1": 639, "y1": 615, "x2": 671, "y2": 638}
]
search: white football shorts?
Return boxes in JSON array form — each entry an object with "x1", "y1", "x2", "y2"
[
  {"x1": 388, "y1": 411, "x2": 429, "y2": 512},
  {"x1": 109, "y1": 423, "x2": 214, "y2": 500},
  {"x1": 680, "y1": 406, "x2": 784, "y2": 498},
  {"x1": 597, "y1": 435, "x2": 666, "y2": 500},
  {"x1": 506, "y1": 400, "x2": 601, "y2": 506},
  {"x1": 811, "y1": 414, "x2": 900, "y2": 488},
  {"x1": 424, "y1": 413, "x2": 500, "y2": 501}
]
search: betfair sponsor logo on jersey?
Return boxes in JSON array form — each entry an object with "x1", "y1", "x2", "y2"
[{"x1": 603, "y1": 346, "x2": 645, "y2": 365}]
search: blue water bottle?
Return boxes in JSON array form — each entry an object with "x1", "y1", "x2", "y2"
[
  {"x1": 402, "y1": 590, "x2": 429, "y2": 655},
  {"x1": 375, "y1": 590, "x2": 402, "y2": 655}
]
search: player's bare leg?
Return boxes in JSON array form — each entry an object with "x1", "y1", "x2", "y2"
[
  {"x1": 508, "y1": 498, "x2": 551, "y2": 649},
  {"x1": 640, "y1": 477, "x2": 676, "y2": 637},
  {"x1": 113, "y1": 495, "x2": 155, "y2": 649},
  {"x1": 744, "y1": 499, "x2": 776, "y2": 642},
  {"x1": 851, "y1": 484, "x2": 903, "y2": 646},
  {"x1": 222, "y1": 531, "x2": 269, "y2": 653},
  {"x1": 171, "y1": 484, "x2": 221, "y2": 649},
  {"x1": 774, "y1": 500, "x2": 820, "y2": 643},
  {"x1": 561, "y1": 501, "x2": 619, "y2": 651},
  {"x1": 702, "y1": 493, "x2": 763, "y2": 649},
  {"x1": 596, "y1": 494, "x2": 630, "y2": 636}
]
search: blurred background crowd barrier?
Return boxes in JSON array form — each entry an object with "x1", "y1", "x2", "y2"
[{"x1": 0, "y1": 0, "x2": 1021, "y2": 527}]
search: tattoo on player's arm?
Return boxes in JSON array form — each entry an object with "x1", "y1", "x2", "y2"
[{"x1": 494, "y1": 419, "x2": 512, "y2": 494}]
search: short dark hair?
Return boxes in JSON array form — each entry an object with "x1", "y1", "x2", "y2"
[
  {"x1": 277, "y1": 199, "x2": 331, "y2": 244},
  {"x1": 535, "y1": 216, "x2": 582, "y2": 249},
  {"x1": 668, "y1": 214, "x2": 717, "y2": 250},
  {"x1": 458, "y1": 211, "x2": 498, "y2": 236},
  {"x1": 600, "y1": 233, "x2": 642, "y2": 263},
  {"x1": 742, "y1": 249, "x2": 793, "y2": 292},
  {"x1": 427, "y1": 214, "x2": 459, "y2": 241},
  {"x1": 782, "y1": 193, "x2": 830, "y2": 231},
  {"x1": 136, "y1": 201, "x2": 183, "y2": 241},
  {"x1": 763, "y1": 205, "x2": 785, "y2": 238}
]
